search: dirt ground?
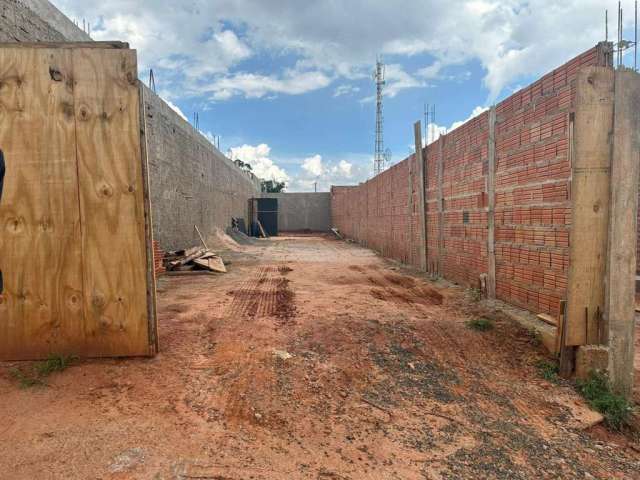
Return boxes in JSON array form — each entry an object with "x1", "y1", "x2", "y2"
[{"x1": 1, "y1": 235, "x2": 639, "y2": 479}]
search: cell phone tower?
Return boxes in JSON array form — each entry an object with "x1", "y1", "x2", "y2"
[{"x1": 373, "y1": 56, "x2": 386, "y2": 176}]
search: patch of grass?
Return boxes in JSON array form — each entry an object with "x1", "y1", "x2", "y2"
[
  {"x1": 35, "y1": 354, "x2": 75, "y2": 376},
  {"x1": 469, "y1": 288, "x2": 482, "y2": 302},
  {"x1": 9, "y1": 354, "x2": 76, "y2": 389},
  {"x1": 10, "y1": 368, "x2": 46, "y2": 389},
  {"x1": 466, "y1": 317, "x2": 494, "y2": 332},
  {"x1": 576, "y1": 371, "x2": 633, "y2": 431},
  {"x1": 536, "y1": 359, "x2": 559, "y2": 383}
]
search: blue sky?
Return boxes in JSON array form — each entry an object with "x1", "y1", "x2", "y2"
[{"x1": 56, "y1": 0, "x2": 639, "y2": 191}]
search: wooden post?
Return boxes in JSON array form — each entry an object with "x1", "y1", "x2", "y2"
[
  {"x1": 487, "y1": 107, "x2": 497, "y2": 299},
  {"x1": 414, "y1": 121, "x2": 427, "y2": 271},
  {"x1": 437, "y1": 136, "x2": 445, "y2": 277},
  {"x1": 565, "y1": 67, "x2": 615, "y2": 347},
  {"x1": 604, "y1": 69, "x2": 640, "y2": 397}
]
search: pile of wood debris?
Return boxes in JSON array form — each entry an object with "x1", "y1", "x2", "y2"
[
  {"x1": 163, "y1": 226, "x2": 227, "y2": 275},
  {"x1": 163, "y1": 247, "x2": 226, "y2": 274}
]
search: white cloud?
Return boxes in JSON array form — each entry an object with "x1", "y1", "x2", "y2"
[
  {"x1": 56, "y1": 0, "x2": 629, "y2": 104},
  {"x1": 164, "y1": 98, "x2": 188, "y2": 121},
  {"x1": 289, "y1": 154, "x2": 367, "y2": 192},
  {"x1": 337, "y1": 160, "x2": 352, "y2": 177},
  {"x1": 204, "y1": 68, "x2": 332, "y2": 100},
  {"x1": 384, "y1": 64, "x2": 425, "y2": 98},
  {"x1": 228, "y1": 144, "x2": 289, "y2": 182},
  {"x1": 333, "y1": 84, "x2": 360, "y2": 97},
  {"x1": 302, "y1": 154, "x2": 324, "y2": 177},
  {"x1": 422, "y1": 105, "x2": 490, "y2": 145}
]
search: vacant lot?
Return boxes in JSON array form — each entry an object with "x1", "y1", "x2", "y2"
[{"x1": 1, "y1": 236, "x2": 639, "y2": 479}]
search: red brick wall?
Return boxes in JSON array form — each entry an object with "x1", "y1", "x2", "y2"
[
  {"x1": 153, "y1": 240, "x2": 165, "y2": 277},
  {"x1": 332, "y1": 43, "x2": 611, "y2": 316}
]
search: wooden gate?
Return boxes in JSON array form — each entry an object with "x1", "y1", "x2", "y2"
[{"x1": 0, "y1": 42, "x2": 157, "y2": 360}]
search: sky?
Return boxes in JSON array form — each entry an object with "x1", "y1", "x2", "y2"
[{"x1": 55, "y1": 0, "x2": 639, "y2": 192}]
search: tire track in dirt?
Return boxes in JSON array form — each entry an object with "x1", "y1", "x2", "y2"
[{"x1": 225, "y1": 265, "x2": 296, "y2": 324}]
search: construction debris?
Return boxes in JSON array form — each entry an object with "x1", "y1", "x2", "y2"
[{"x1": 164, "y1": 247, "x2": 227, "y2": 274}]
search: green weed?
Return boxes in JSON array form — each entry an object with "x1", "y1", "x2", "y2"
[
  {"x1": 576, "y1": 371, "x2": 633, "y2": 431},
  {"x1": 466, "y1": 317, "x2": 494, "y2": 332},
  {"x1": 9, "y1": 354, "x2": 76, "y2": 389},
  {"x1": 536, "y1": 359, "x2": 559, "y2": 383}
]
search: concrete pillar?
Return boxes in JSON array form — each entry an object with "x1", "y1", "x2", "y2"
[
  {"x1": 566, "y1": 67, "x2": 615, "y2": 347},
  {"x1": 437, "y1": 136, "x2": 445, "y2": 277},
  {"x1": 487, "y1": 107, "x2": 497, "y2": 299},
  {"x1": 414, "y1": 121, "x2": 427, "y2": 271},
  {"x1": 604, "y1": 69, "x2": 640, "y2": 397}
]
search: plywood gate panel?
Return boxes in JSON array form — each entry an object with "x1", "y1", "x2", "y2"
[
  {"x1": 0, "y1": 44, "x2": 156, "y2": 360},
  {"x1": 73, "y1": 48, "x2": 153, "y2": 357},
  {"x1": 0, "y1": 47, "x2": 84, "y2": 359}
]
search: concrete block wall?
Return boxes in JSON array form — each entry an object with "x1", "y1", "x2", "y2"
[
  {"x1": 0, "y1": 0, "x2": 84, "y2": 42},
  {"x1": 260, "y1": 192, "x2": 331, "y2": 232},
  {"x1": 332, "y1": 44, "x2": 610, "y2": 317},
  {"x1": 0, "y1": 0, "x2": 263, "y2": 252},
  {"x1": 142, "y1": 86, "x2": 261, "y2": 251}
]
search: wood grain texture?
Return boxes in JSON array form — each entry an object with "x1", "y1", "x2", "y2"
[
  {"x1": 72, "y1": 47, "x2": 152, "y2": 356},
  {"x1": 604, "y1": 69, "x2": 640, "y2": 396},
  {"x1": 138, "y1": 84, "x2": 159, "y2": 354},
  {"x1": 565, "y1": 67, "x2": 614, "y2": 346},
  {"x1": 0, "y1": 48, "x2": 84, "y2": 359}
]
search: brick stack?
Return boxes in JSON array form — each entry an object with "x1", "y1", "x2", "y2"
[
  {"x1": 331, "y1": 44, "x2": 610, "y2": 317},
  {"x1": 153, "y1": 240, "x2": 165, "y2": 277}
]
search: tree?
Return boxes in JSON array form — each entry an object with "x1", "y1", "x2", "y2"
[
  {"x1": 233, "y1": 159, "x2": 253, "y2": 172},
  {"x1": 261, "y1": 180, "x2": 286, "y2": 193}
]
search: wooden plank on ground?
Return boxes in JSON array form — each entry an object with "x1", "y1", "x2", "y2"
[
  {"x1": 565, "y1": 67, "x2": 614, "y2": 346},
  {"x1": 0, "y1": 47, "x2": 85, "y2": 360},
  {"x1": 73, "y1": 47, "x2": 153, "y2": 357},
  {"x1": 257, "y1": 220, "x2": 268, "y2": 238},
  {"x1": 194, "y1": 257, "x2": 227, "y2": 273},
  {"x1": 537, "y1": 313, "x2": 557, "y2": 327}
]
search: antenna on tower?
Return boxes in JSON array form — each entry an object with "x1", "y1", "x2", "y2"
[
  {"x1": 613, "y1": 1, "x2": 639, "y2": 71},
  {"x1": 373, "y1": 56, "x2": 387, "y2": 176},
  {"x1": 149, "y1": 69, "x2": 156, "y2": 93}
]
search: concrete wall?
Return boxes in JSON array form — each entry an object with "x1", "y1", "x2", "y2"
[
  {"x1": 19, "y1": 0, "x2": 91, "y2": 40},
  {"x1": 332, "y1": 44, "x2": 611, "y2": 318},
  {"x1": 0, "y1": 0, "x2": 263, "y2": 251},
  {"x1": 0, "y1": 0, "x2": 85, "y2": 41},
  {"x1": 142, "y1": 86, "x2": 261, "y2": 251},
  {"x1": 260, "y1": 192, "x2": 331, "y2": 232}
]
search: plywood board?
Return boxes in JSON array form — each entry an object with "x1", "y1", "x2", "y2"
[
  {"x1": 0, "y1": 47, "x2": 85, "y2": 359},
  {"x1": 565, "y1": 67, "x2": 614, "y2": 346},
  {"x1": 72, "y1": 47, "x2": 153, "y2": 356},
  {"x1": 0, "y1": 44, "x2": 156, "y2": 360}
]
